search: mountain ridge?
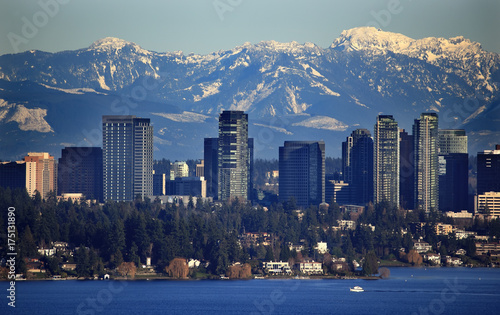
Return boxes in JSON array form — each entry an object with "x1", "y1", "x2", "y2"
[{"x1": 0, "y1": 27, "x2": 498, "y2": 160}]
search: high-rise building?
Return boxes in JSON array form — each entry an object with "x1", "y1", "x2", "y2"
[
  {"x1": 153, "y1": 171, "x2": 166, "y2": 196},
  {"x1": 58, "y1": 147, "x2": 103, "y2": 202},
  {"x1": 102, "y1": 115, "x2": 153, "y2": 201},
  {"x1": 438, "y1": 130, "x2": 467, "y2": 155},
  {"x1": 399, "y1": 129, "x2": 414, "y2": 209},
  {"x1": 413, "y1": 113, "x2": 439, "y2": 213},
  {"x1": 343, "y1": 129, "x2": 373, "y2": 205},
  {"x1": 475, "y1": 191, "x2": 500, "y2": 217},
  {"x1": 0, "y1": 161, "x2": 27, "y2": 190},
  {"x1": 350, "y1": 129, "x2": 373, "y2": 205},
  {"x1": 477, "y1": 145, "x2": 500, "y2": 194},
  {"x1": 438, "y1": 130, "x2": 468, "y2": 212},
  {"x1": 248, "y1": 138, "x2": 254, "y2": 200},
  {"x1": 23, "y1": 152, "x2": 57, "y2": 198},
  {"x1": 166, "y1": 177, "x2": 207, "y2": 197},
  {"x1": 217, "y1": 111, "x2": 251, "y2": 201},
  {"x1": 342, "y1": 136, "x2": 353, "y2": 183},
  {"x1": 325, "y1": 180, "x2": 350, "y2": 205},
  {"x1": 196, "y1": 160, "x2": 205, "y2": 177},
  {"x1": 279, "y1": 141, "x2": 325, "y2": 207},
  {"x1": 373, "y1": 115, "x2": 399, "y2": 207},
  {"x1": 204, "y1": 138, "x2": 219, "y2": 199},
  {"x1": 170, "y1": 161, "x2": 189, "y2": 180}
]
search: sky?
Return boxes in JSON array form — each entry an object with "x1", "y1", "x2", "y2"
[{"x1": 0, "y1": 0, "x2": 499, "y2": 56}]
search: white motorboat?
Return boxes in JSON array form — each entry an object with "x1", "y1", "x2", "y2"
[{"x1": 350, "y1": 286, "x2": 364, "y2": 292}]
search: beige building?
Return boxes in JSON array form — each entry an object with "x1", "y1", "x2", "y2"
[
  {"x1": 475, "y1": 192, "x2": 500, "y2": 218},
  {"x1": 170, "y1": 161, "x2": 189, "y2": 180},
  {"x1": 196, "y1": 160, "x2": 204, "y2": 177},
  {"x1": 24, "y1": 152, "x2": 57, "y2": 198},
  {"x1": 435, "y1": 223, "x2": 453, "y2": 235},
  {"x1": 296, "y1": 261, "x2": 323, "y2": 274}
]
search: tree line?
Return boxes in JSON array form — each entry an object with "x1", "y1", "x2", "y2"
[{"x1": 0, "y1": 185, "x2": 496, "y2": 278}]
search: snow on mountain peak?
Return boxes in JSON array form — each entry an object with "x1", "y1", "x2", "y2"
[
  {"x1": 89, "y1": 37, "x2": 149, "y2": 54},
  {"x1": 330, "y1": 27, "x2": 413, "y2": 52}
]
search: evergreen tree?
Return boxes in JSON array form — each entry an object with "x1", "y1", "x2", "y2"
[{"x1": 362, "y1": 251, "x2": 378, "y2": 276}]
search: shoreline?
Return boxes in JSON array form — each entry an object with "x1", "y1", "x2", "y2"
[{"x1": 3, "y1": 265, "x2": 498, "y2": 282}]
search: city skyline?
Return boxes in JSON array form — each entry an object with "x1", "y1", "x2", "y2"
[{"x1": 0, "y1": 109, "x2": 496, "y2": 211}]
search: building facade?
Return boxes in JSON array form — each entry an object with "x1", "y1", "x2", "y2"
[
  {"x1": 217, "y1": 111, "x2": 251, "y2": 201},
  {"x1": 102, "y1": 115, "x2": 153, "y2": 201},
  {"x1": 204, "y1": 138, "x2": 219, "y2": 199},
  {"x1": 196, "y1": 160, "x2": 204, "y2": 177},
  {"x1": 438, "y1": 129, "x2": 468, "y2": 155},
  {"x1": 399, "y1": 129, "x2": 414, "y2": 209},
  {"x1": 0, "y1": 161, "x2": 27, "y2": 191},
  {"x1": 438, "y1": 129, "x2": 468, "y2": 212},
  {"x1": 475, "y1": 191, "x2": 500, "y2": 218},
  {"x1": 166, "y1": 176, "x2": 207, "y2": 198},
  {"x1": 279, "y1": 141, "x2": 325, "y2": 207},
  {"x1": 373, "y1": 115, "x2": 399, "y2": 207},
  {"x1": 58, "y1": 147, "x2": 103, "y2": 202},
  {"x1": 153, "y1": 171, "x2": 166, "y2": 196},
  {"x1": 24, "y1": 152, "x2": 57, "y2": 198},
  {"x1": 170, "y1": 161, "x2": 189, "y2": 180},
  {"x1": 413, "y1": 113, "x2": 439, "y2": 213},
  {"x1": 349, "y1": 129, "x2": 373, "y2": 205},
  {"x1": 477, "y1": 145, "x2": 500, "y2": 194}
]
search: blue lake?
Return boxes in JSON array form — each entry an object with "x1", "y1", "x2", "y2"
[{"x1": 1, "y1": 267, "x2": 500, "y2": 314}]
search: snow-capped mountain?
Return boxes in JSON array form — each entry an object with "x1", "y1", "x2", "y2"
[{"x1": 0, "y1": 27, "x2": 498, "y2": 160}]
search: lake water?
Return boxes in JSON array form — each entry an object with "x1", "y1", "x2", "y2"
[{"x1": 1, "y1": 267, "x2": 500, "y2": 314}]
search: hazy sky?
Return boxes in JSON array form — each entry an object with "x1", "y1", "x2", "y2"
[{"x1": 1, "y1": 0, "x2": 499, "y2": 55}]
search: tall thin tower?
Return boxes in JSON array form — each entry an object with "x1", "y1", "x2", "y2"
[
  {"x1": 217, "y1": 111, "x2": 250, "y2": 201},
  {"x1": 102, "y1": 115, "x2": 153, "y2": 201},
  {"x1": 373, "y1": 115, "x2": 399, "y2": 207},
  {"x1": 343, "y1": 129, "x2": 373, "y2": 205},
  {"x1": 413, "y1": 113, "x2": 439, "y2": 213}
]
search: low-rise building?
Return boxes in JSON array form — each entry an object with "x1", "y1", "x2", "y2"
[
  {"x1": 444, "y1": 256, "x2": 463, "y2": 266},
  {"x1": 413, "y1": 241, "x2": 432, "y2": 253},
  {"x1": 475, "y1": 191, "x2": 500, "y2": 218},
  {"x1": 445, "y1": 210, "x2": 473, "y2": 227},
  {"x1": 475, "y1": 242, "x2": 500, "y2": 257},
  {"x1": 338, "y1": 220, "x2": 356, "y2": 230},
  {"x1": 188, "y1": 259, "x2": 201, "y2": 268},
  {"x1": 454, "y1": 229, "x2": 477, "y2": 240},
  {"x1": 314, "y1": 241, "x2": 328, "y2": 254},
  {"x1": 424, "y1": 253, "x2": 441, "y2": 265},
  {"x1": 296, "y1": 261, "x2": 323, "y2": 274},
  {"x1": 264, "y1": 261, "x2": 292, "y2": 274},
  {"x1": 435, "y1": 223, "x2": 453, "y2": 236},
  {"x1": 445, "y1": 210, "x2": 473, "y2": 219},
  {"x1": 288, "y1": 243, "x2": 305, "y2": 252},
  {"x1": 240, "y1": 232, "x2": 272, "y2": 247},
  {"x1": 26, "y1": 261, "x2": 45, "y2": 273},
  {"x1": 37, "y1": 248, "x2": 56, "y2": 256},
  {"x1": 61, "y1": 263, "x2": 77, "y2": 271},
  {"x1": 340, "y1": 205, "x2": 364, "y2": 221}
]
